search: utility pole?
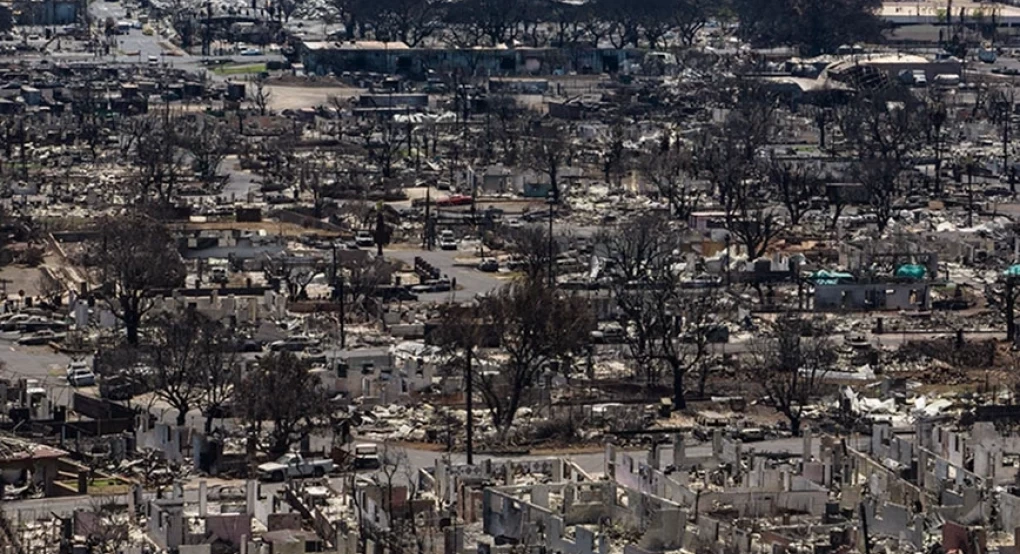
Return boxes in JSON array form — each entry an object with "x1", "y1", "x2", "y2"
[
  {"x1": 1007, "y1": 277, "x2": 1016, "y2": 343},
  {"x1": 1004, "y1": 88, "x2": 1014, "y2": 194},
  {"x1": 339, "y1": 270, "x2": 345, "y2": 349},
  {"x1": 967, "y1": 161, "x2": 975, "y2": 228},
  {"x1": 547, "y1": 190, "x2": 556, "y2": 288},
  {"x1": 331, "y1": 243, "x2": 345, "y2": 349},
  {"x1": 374, "y1": 204, "x2": 385, "y2": 257},
  {"x1": 423, "y1": 186, "x2": 432, "y2": 250},
  {"x1": 465, "y1": 346, "x2": 473, "y2": 465},
  {"x1": 858, "y1": 502, "x2": 872, "y2": 554}
]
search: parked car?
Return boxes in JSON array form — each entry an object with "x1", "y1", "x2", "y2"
[
  {"x1": 210, "y1": 266, "x2": 228, "y2": 284},
  {"x1": 19, "y1": 329, "x2": 65, "y2": 345},
  {"x1": 735, "y1": 428, "x2": 766, "y2": 442},
  {"x1": 299, "y1": 347, "x2": 328, "y2": 364},
  {"x1": 269, "y1": 336, "x2": 320, "y2": 352},
  {"x1": 257, "y1": 453, "x2": 334, "y2": 481},
  {"x1": 477, "y1": 259, "x2": 499, "y2": 272},
  {"x1": 372, "y1": 286, "x2": 418, "y2": 302},
  {"x1": 353, "y1": 444, "x2": 381, "y2": 470},
  {"x1": 66, "y1": 360, "x2": 88, "y2": 377},
  {"x1": 67, "y1": 362, "x2": 96, "y2": 387},
  {"x1": 410, "y1": 279, "x2": 452, "y2": 293},
  {"x1": 435, "y1": 194, "x2": 472, "y2": 207}
]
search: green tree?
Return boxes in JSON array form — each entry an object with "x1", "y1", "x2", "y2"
[
  {"x1": 237, "y1": 352, "x2": 333, "y2": 456},
  {"x1": 733, "y1": 0, "x2": 884, "y2": 55}
]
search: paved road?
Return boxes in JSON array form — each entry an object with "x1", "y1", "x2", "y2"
[
  {"x1": 386, "y1": 248, "x2": 506, "y2": 300},
  {"x1": 0, "y1": 341, "x2": 77, "y2": 400},
  {"x1": 88, "y1": 0, "x2": 283, "y2": 73},
  {"x1": 89, "y1": 0, "x2": 169, "y2": 62}
]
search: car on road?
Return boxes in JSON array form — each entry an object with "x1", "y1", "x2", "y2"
[
  {"x1": 66, "y1": 361, "x2": 96, "y2": 387},
  {"x1": 438, "y1": 230, "x2": 457, "y2": 250},
  {"x1": 477, "y1": 259, "x2": 499, "y2": 272},
  {"x1": 240, "y1": 47, "x2": 262, "y2": 56},
  {"x1": 257, "y1": 453, "x2": 334, "y2": 481}
]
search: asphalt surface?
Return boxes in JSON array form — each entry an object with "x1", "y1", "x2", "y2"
[
  {"x1": 0, "y1": 0, "x2": 287, "y2": 72},
  {"x1": 386, "y1": 248, "x2": 507, "y2": 300}
]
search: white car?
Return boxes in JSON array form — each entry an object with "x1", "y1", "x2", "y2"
[
  {"x1": 438, "y1": 230, "x2": 457, "y2": 250},
  {"x1": 66, "y1": 361, "x2": 96, "y2": 387}
]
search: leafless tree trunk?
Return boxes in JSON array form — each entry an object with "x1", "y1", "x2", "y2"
[
  {"x1": 471, "y1": 277, "x2": 593, "y2": 440},
  {"x1": 83, "y1": 213, "x2": 186, "y2": 345},
  {"x1": 249, "y1": 75, "x2": 272, "y2": 116},
  {"x1": 599, "y1": 215, "x2": 723, "y2": 409},
  {"x1": 748, "y1": 314, "x2": 835, "y2": 435}
]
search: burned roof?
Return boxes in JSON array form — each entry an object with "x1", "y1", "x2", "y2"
[{"x1": 0, "y1": 434, "x2": 66, "y2": 462}]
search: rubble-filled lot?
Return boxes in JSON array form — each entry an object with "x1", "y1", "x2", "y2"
[{"x1": 8, "y1": 0, "x2": 1020, "y2": 552}]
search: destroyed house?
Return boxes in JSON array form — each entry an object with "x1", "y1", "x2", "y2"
[
  {"x1": 298, "y1": 42, "x2": 642, "y2": 77},
  {"x1": 813, "y1": 275, "x2": 933, "y2": 311},
  {"x1": 0, "y1": 435, "x2": 66, "y2": 496}
]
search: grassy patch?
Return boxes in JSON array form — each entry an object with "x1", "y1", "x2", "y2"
[{"x1": 212, "y1": 63, "x2": 267, "y2": 76}]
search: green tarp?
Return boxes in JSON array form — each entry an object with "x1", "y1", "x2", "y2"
[{"x1": 895, "y1": 264, "x2": 927, "y2": 279}]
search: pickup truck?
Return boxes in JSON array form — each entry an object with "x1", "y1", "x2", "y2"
[{"x1": 257, "y1": 453, "x2": 334, "y2": 481}]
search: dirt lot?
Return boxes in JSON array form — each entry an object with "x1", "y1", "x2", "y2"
[
  {"x1": 0, "y1": 264, "x2": 42, "y2": 301},
  {"x1": 264, "y1": 84, "x2": 364, "y2": 111}
]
